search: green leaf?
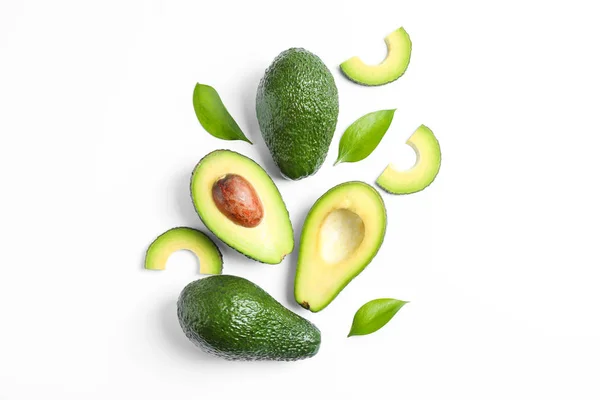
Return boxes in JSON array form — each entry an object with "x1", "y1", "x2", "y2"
[
  {"x1": 334, "y1": 109, "x2": 396, "y2": 165},
  {"x1": 348, "y1": 298, "x2": 408, "y2": 337},
  {"x1": 192, "y1": 83, "x2": 252, "y2": 144}
]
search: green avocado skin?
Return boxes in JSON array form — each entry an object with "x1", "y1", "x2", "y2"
[
  {"x1": 177, "y1": 275, "x2": 321, "y2": 361},
  {"x1": 256, "y1": 48, "x2": 339, "y2": 180}
]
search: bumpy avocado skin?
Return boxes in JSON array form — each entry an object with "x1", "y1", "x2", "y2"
[
  {"x1": 256, "y1": 48, "x2": 339, "y2": 180},
  {"x1": 177, "y1": 275, "x2": 321, "y2": 361}
]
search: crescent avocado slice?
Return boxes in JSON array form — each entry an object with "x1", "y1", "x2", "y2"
[
  {"x1": 145, "y1": 227, "x2": 223, "y2": 274},
  {"x1": 376, "y1": 125, "x2": 441, "y2": 194},
  {"x1": 191, "y1": 150, "x2": 294, "y2": 264},
  {"x1": 340, "y1": 27, "x2": 412, "y2": 86},
  {"x1": 295, "y1": 182, "x2": 386, "y2": 312}
]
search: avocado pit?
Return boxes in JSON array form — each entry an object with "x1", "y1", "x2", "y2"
[{"x1": 212, "y1": 174, "x2": 264, "y2": 228}]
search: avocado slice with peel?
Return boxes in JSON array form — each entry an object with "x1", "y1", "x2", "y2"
[
  {"x1": 178, "y1": 275, "x2": 321, "y2": 361},
  {"x1": 145, "y1": 227, "x2": 223, "y2": 274},
  {"x1": 376, "y1": 125, "x2": 441, "y2": 194},
  {"x1": 191, "y1": 150, "x2": 294, "y2": 264},
  {"x1": 295, "y1": 181, "x2": 387, "y2": 312},
  {"x1": 340, "y1": 27, "x2": 412, "y2": 86}
]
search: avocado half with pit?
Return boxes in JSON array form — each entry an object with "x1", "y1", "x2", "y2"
[
  {"x1": 340, "y1": 27, "x2": 412, "y2": 86},
  {"x1": 295, "y1": 181, "x2": 386, "y2": 312},
  {"x1": 191, "y1": 150, "x2": 294, "y2": 264},
  {"x1": 145, "y1": 227, "x2": 223, "y2": 274},
  {"x1": 377, "y1": 125, "x2": 441, "y2": 194}
]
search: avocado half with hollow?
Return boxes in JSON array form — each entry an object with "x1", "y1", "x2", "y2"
[
  {"x1": 191, "y1": 150, "x2": 294, "y2": 264},
  {"x1": 145, "y1": 227, "x2": 223, "y2": 274},
  {"x1": 376, "y1": 125, "x2": 441, "y2": 194},
  {"x1": 295, "y1": 181, "x2": 387, "y2": 312},
  {"x1": 340, "y1": 27, "x2": 412, "y2": 86}
]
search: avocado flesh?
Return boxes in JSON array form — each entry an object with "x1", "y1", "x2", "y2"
[
  {"x1": 145, "y1": 227, "x2": 222, "y2": 275},
  {"x1": 376, "y1": 125, "x2": 441, "y2": 194},
  {"x1": 177, "y1": 275, "x2": 321, "y2": 361},
  {"x1": 295, "y1": 182, "x2": 387, "y2": 312},
  {"x1": 256, "y1": 48, "x2": 339, "y2": 180},
  {"x1": 340, "y1": 27, "x2": 412, "y2": 86},
  {"x1": 191, "y1": 150, "x2": 294, "y2": 264}
]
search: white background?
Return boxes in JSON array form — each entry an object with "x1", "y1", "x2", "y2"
[{"x1": 1, "y1": 0, "x2": 599, "y2": 398}]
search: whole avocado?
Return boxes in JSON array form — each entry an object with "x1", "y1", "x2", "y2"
[
  {"x1": 256, "y1": 48, "x2": 339, "y2": 180},
  {"x1": 177, "y1": 275, "x2": 321, "y2": 361}
]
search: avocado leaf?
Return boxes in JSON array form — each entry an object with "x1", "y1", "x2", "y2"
[
  {"x1": 348, "y1": 298, "x2": 408, "y2": 337},
  {"x1": 192, "y1": 83, "x2": 252, "y2": 144},
  {"x1": 334, "y1": 109, "x2": 395, "y2": 165}
]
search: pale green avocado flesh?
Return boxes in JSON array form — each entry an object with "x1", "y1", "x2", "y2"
[
  {"x1": 191, "y1": 150, "x2": 294, "y2": 264},
  {"x1": 376, "y1": 125, "x2": 441, "y2": 194},
  {"x1": 145, "y1": 227, "x2": 223, "y2": 275},
  {"x1": 294, "y1": 181, "x2": 387, "y2": 312},
  {"x1": 340, "y1": 27, "x2": 412, "y2": 86}
]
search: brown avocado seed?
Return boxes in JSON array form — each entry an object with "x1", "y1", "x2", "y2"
[{"x1": 212, "y1": 174, "x2": 264, "y2": 228}]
